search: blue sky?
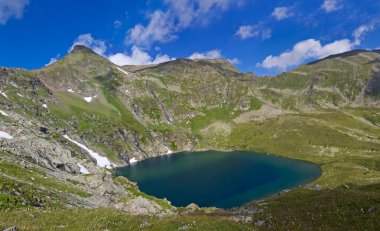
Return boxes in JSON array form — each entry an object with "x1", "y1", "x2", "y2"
[{"x1": 0, "y1": 0, "x2": 379, "y2": 75}]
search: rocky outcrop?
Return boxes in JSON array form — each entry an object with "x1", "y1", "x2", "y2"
[
  {"x1": 115, "y1": 196, "x2": 171, "y2": 216},
  {"x1": 0, "y1": 123, "x2": 80, "y2": 174}
]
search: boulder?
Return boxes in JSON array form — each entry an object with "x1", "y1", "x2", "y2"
[
  {"x1": 118, "y1": 196, "x2": 163, "y2": 215},
  {"x1": 186, "y1": 203, "x2": 200, "y2": 210},
  {"x1": 3, "y1": 227, "x2": 17, "y2": 231}
]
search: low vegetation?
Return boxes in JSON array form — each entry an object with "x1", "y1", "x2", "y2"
[
  {"x1": 250, "y1": 183, "x2": 380, "y2": 230},
  {"x1": 0, "y1": 208, "x2": 251, "y2": 231}
]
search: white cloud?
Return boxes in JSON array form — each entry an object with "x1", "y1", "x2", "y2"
[
  {"x1": 271, "y1": 7, "x2": 293, "y2": 20},
  {"x1": 108, "y1": 46, "x2": 174, "y2": 66},
  {"x1": 68, "y1": 34, "x2": 174, "y2": 66},
  {"x1": 165, "y1": 0, "x2": 243, "y2": 28},
  {"x1": 47, "y1": 58, "x2": 57, "y2": 66},
  {"x1": 316, "y1": 39, "x2": 352, "y2": 57},
  {"x1": 68, "y1": 34, "x2": 239, "y2": 67},
  {"x1": 0, "y1": 0, "x2": 29, "y2": 25},
  {"x1": 126, "y1": 0, "x2": 244, "y2": 47},
  {"x1": 262, "y1": 28, "x2": 272, "y2": 40},
  {"x1": 235, "y1": 25, "x2": 256, "y2": 40},
  {"x1": 227, "y1": 58, "x2": 241, "y2": 65},
  {"x1": 189, "y1": 49, "x2": 240, "y2": 64},
  {"x1": 352, "y1": 24, "x2": 376, "y2": 46},
  {"x1": 126, "y1": 10, "x2": 177, "y2": 47},
  {"x1": 70, "y1": 33, "x2": 107, "y2": 56},
  {"x1": 153, "y1": 54, "x2": 174, "y2": 64},
  {"x1": 189, "y1": 50, "x2": 222, "y2": 59},
  {"x1": 321, "y1": 0, "x2": 341, "y2": 13},
  {"x1": 45, "y1": 54, "x2": 60, "y2": 66},
  {"x1": 235, "y1": 25, "x2": 271, "y2": 40},
  {"x1": 259, "y1": 38, "x2": 352, "y2": 70},
  {"x1": 258, "y1": 21, "x2": 380, "y2": 70}
]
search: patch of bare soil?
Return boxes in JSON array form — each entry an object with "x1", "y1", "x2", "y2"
[{"x1": 233, "y1": 105, "x2": 286, "y2": 123}]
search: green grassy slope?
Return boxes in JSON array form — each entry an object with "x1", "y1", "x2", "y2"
[
  {"x1": 249, "y1": 183, "x2": 380, "y2": 230},
  {"x1": 197, "y1": 109, "x2": 380, "y2": 187},
  {"x1": 0, "y1": 208, "x2": 251, "y2": 231},
  {"x1": 2, "y1": 48, "x2": 380, "y2": 230}
]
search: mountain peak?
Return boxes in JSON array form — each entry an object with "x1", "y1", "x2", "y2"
[
  {"x1": 192, "y1": 58, "x2": 240, "y2": 73},
  {"x1": 37, "y1": 44, "x2": 115, "y2": 94},
  {"x1": 307, "y1": 49, "x2": 374, "y2": 65},
  {"x1": 70, "y1": 45, "x2": 97, "y2": 55}
]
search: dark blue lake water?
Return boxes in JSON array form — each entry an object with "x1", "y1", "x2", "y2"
[{"x1": 115, "y1": 150, "x2": 321, "y2": 208}]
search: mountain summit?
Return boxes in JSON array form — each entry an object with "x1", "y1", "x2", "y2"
[{"x1": 70, "y1": 45, "x2": 99, "y2": 55}]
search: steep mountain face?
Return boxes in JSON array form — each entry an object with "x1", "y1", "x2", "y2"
[
  {"x1": 0, "y1": 67, "x2": 138, "y2": 210},
  {"x1": 35, "y1": 45, "x2": 193, "y2": 164},
  {"x1": 253, "y1": 49, "x2": 380, "y2": 109},
  {"x1": 2, "y1": 46, "x2": 380, "y2": 225},
  {"x1": 0, "y1": 67, "x2": 70, "y2": 171},
  {"x1": 134, "y1": 58, "x2": 259, "y2": 122},
  {"x1": 38, "y1": 45, "x2": 115, "y2": 94}
]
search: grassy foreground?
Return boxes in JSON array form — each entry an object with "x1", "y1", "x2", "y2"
[
  {"x1": 249, "y1": 183, "x2": 380, "y2": 230},
  {"x1": 1, "y1": 182, "x2": 380, "y2": 231},
  {"x1": 0, "y1": 208, "x2": 250, "y2": 231}
]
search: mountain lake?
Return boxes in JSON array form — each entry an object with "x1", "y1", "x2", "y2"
[{"x1": 115, "y1": 150, "x2": 321, "y2": 208}]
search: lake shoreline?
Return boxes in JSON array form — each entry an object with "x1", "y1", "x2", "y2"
[
  {"x1": 117, "y1": 148, "x2": 323, "y2": 185},
  {"x1": 116, "y1": 150, "x2": 321, "y2": 209}
]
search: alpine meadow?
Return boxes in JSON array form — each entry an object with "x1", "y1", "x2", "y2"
[{"x1": 1, "y1": 0, "x2": 380, "y2": 230}]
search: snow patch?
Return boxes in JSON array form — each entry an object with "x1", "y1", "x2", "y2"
[
  {"x1": 84, "y1": 97, "x2": 93, "y2": 102},
  {"x1": 77, "y1": 163, "x2": 90, "y2": 174},
  {"x1": 163, "y1": 146, "x2": 173, "y2": 155},
  {"x1": 0, "y1": 110, "x2": 9, "y2": 117},
  {"x1": 84, "y1": 95, "x2": 97, "y2": 103},
  {"x1": 10, "y1": 82, "x2": 19, "y2": 89},
  {"x1": 0, "y1": 131, "x2": 13, "y2": 140},
  {"x1": 63, "y1": 135, "x2": 115, "y2": 169},
  {"x1": 129, "y1": 158, "x2": 138, "y2": 164},
  {"x1": 16, "y1": 93, "x2": 23, "y2": 97},
  {"x1": 0, "y1": 91, "x2": 8, "y2": 98},
  {"x1": 166, "y1": 116, "x2": 173, "y2": 124},
  {"x1": 42, "y1": 104, "x2": 48, "y2": 108},
  {"x1": 67, "y1": 89, "x2": 75, "y2": 93},
  {"x1": 117, "y1": 67, "x2": 129, "y2": 75}
]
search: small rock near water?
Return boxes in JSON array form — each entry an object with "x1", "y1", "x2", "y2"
[
  {"x1": 186, "y1": 203, "x2": 200, "y2": 210},
  {"x1": 3, "y1": 227, "x2": 17, "y2": 231},
  {"x1": 307, "y1": 184, "x2": 321, "y2": 191},
  {"x1": 178, "y1": 225, "x2": 190, "y2": 230},
  {"x1": 255, "y1": 220, "x2": 265, "y2": 227},
  {"x1": 368, "y1": 206, "x2": 377, "y2": 214}
]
